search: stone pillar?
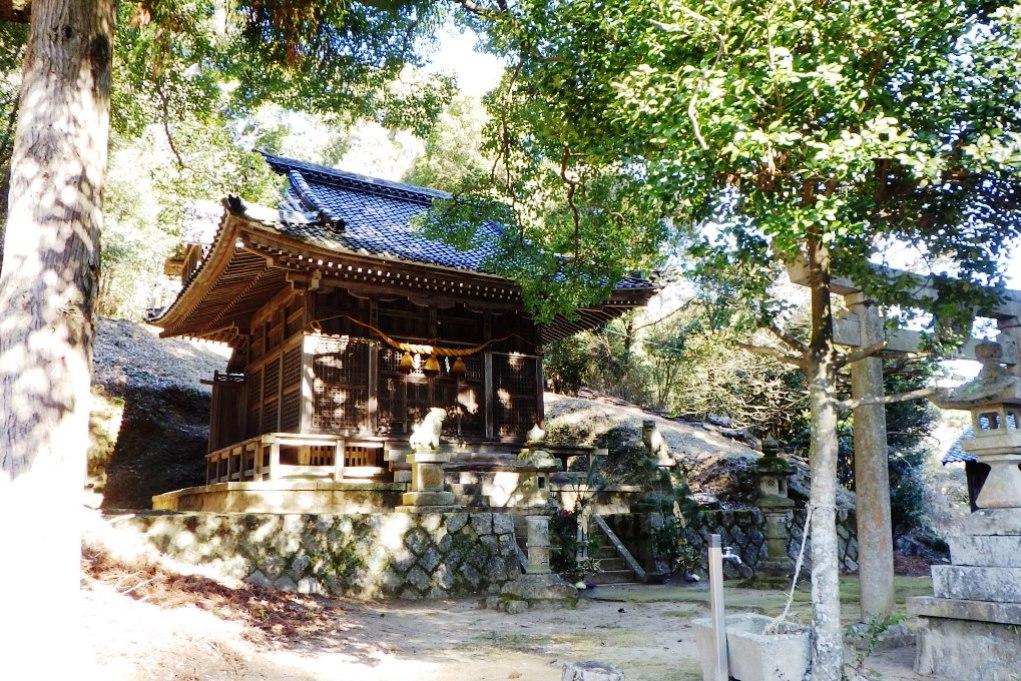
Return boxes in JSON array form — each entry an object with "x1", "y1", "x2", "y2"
[
  {"x1": 847, "y1": 294, "x2": 895, "y2": 620},
  {"x1": 526, "y1": 515, "x2": 552, "y2": 574},
  {"x1": 997, "y1": 313, "x2": 1021, "y2": 377},
  {"x1": 397, "y1": 450, "x2": 458, "y2": 512}
]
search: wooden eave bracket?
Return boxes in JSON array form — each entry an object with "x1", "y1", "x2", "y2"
[{"x1": 286, "y1": 269, "x2": 321, "y2": 292}]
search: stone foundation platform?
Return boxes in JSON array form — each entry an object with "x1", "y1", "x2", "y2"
[
  {"x1": 908, "y1": 509, "x2": 1021, "y2": 681},
  {"x1": 152, "y1": 480, "x2": 405, "y2": 513},
  {"x1": 108, "y1": 510, "x2": 522, "y2": 599},
  {"x1": 912, "y1": 607, "x2": 1021, "y2": 681}
]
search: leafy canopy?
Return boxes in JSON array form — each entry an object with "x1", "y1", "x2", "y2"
[{"x1": 444, "y1": 0, "x2": 1021, "y2": 327}]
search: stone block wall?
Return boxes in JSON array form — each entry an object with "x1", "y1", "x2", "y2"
[
  {"x1": 685, "y1": 508, "x2": 859, "y2": 579},
  {"x1": 109, "y1": 511, "x2": 522, "y2": 599}
]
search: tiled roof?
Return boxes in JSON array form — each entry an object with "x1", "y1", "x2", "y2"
[
  {"x1": 264, "y1": 153, "x2": 507, "y2": 273},
  {"x1": 942, "y1": 427, "x2": 976, "y2": 464},
  {"x1": 262, "y1": 152, "x2": 655, "y2": 290}
]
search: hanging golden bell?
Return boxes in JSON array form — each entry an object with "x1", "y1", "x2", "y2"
[
  {"x1": 423, "y1": 353, "x2": 441, "y2": 377},
  {"x1": 450, "y1": 356, "x2": 467, "y2": 379},
  {"x1": 398, "y1": 350, "x2": 414, "y2": 374}
]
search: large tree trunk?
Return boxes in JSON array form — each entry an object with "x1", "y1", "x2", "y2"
[
  {"x1": 0, "y1": 0, "x2": 115, "y2": 674},
  {"x1": 805, "y1": 235, "x2": 843, "y2": 680}
]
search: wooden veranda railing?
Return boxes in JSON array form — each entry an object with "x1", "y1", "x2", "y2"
[{"x1": 205, "y1": 433, "x2": 386, "y2": 484}]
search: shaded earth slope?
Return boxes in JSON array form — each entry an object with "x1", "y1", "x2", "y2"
[{"x1": 90, "y1": 318, "x2": 230, "y2": 509}]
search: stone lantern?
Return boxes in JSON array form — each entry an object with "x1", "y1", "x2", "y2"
[
  {"x1": 908, "y1": 341, "x2": 1021, "y2": 680},
  {"x1": 749, "y1": 451, "x2": 795, "y2": 587},
  {"x1": 932, "y1": 342, "x2": 1021, "y2": 509}
]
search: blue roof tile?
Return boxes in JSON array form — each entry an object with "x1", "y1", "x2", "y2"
[
  {"x1": 263, "y1": 153, "x2": 506, "y2": 273},
  {"x1": 261, "y1": 152, "x2": 655, "y2": 291}
]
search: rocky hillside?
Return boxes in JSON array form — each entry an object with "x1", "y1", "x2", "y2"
[
  {"x1": 545, "y1": 392, "x2": 855, "y2": 510},
  {"x1": 90, "y1": 318, "x2": 230, "y2": 509}
]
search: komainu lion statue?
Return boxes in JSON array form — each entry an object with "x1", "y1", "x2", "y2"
[{"x1": 410, "y1": 407, "x2": 446, "y2": 451}]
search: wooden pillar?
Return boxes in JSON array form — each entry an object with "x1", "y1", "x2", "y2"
[
  {"x1": 847, "y1": 294, "x2": 895, "y2": 620},
  {"x1": 267, "y1": 441, "x2": 281, "y2": 480},
  {"x1": 333, "y1": 439, "x2": 346, "y2": 482},
  {"x1": 300, "y1": 333, "x2": 316, "y2": 433},
  {"x1": 484, "y1": 351, "x2": 495, "y2": 439},
  {"x1": 534, "y1": 355, "x2": 545, "y2": 426}
]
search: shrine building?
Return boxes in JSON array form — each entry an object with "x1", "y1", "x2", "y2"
[{"x1": 149, "y1": 153, "x2": 655, "y2": 513}]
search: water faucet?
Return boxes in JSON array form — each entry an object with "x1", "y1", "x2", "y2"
[{"x1": 721, "y1": 546, "x2": 743, "y2": 566}]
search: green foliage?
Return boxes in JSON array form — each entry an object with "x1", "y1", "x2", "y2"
[
  {"x1": 651, "y1": 514, "x2": 701, "y2": 577},
  {"x1": 549, "y1": 508, "x2": 601, "y2": 582},
  {"x1": 450, "y1": 0, "x2": 1021, "y2": 332},
  {"x1": 403, "y1": 95, "x2": 490, "y2": 191},
  {"x1": 542, "y1": 313, "x2": 656, "y2": 404},
  {"x1": 847, "y1": 613, "x2": 907, "y2": 675},
  {"x1": 0, "y1": 1, "x2": 464, "y2": 317},
  {"x1": 545, "y1": 303, "x2": 811, "y2": 443}
]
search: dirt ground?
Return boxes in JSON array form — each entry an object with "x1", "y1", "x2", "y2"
[{"x1": 83, "y1": 568, "x2": 943, "y2": 681}]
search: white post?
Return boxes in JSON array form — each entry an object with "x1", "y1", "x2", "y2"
[
  {"x1": 333, "y1": 439, "x2": 346, "y2": 482},
  {"x1": 268, "y1": 442, "x2": 280, "y2": 480},
  {"x1": 708, "y1": 533, "x2": 728, "y2": 681}
]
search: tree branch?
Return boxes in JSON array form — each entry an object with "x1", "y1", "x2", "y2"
[
  {"x1": 836, "y1": 340, "x2": 887, "y2": 368},
  {"x1": 631, "y1": 299, "x2": 694, "y2": 333},
  {"x1": 839, "y1": 387, "x2": 937, "y2": 412},
  {"x1": 453, "y1": 0, "x2": 501, "y2": 18},
  {"x1": 767, "y1": 323, "x2": 806, "y2": 354},
  {"x1": 736, "y1": 342, "x2": 806, "y2": 368},
  {"x1": 157, "y1": 89, "x2": 185, "y2": 169}
]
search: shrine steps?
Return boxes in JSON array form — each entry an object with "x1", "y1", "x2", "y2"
[{"x1": 589, "y1": 534, "x2": 638, "y2": 585}]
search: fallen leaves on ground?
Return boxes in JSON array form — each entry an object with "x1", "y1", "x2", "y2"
[{"x1": 81, "y1": 543, "x2": 350, "y2": 646}]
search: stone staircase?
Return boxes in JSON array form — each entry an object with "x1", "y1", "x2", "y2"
[{"x1": 589, "y1": 530, "x2": 638, "y2": 585}]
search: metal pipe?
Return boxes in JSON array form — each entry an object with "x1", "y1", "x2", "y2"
[{"x1": 708, "y1": 533, "x2": 728, "y2": 681}]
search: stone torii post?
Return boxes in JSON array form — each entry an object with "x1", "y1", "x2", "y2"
[{"x1": 789, "y1": 264, "x2": 1021, "y2": 620}]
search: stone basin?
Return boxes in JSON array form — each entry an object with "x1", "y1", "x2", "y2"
[{"x1": 692, "y1": 613, "x2": 810, "y2": 681}]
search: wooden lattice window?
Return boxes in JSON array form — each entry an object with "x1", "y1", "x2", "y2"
[
  {"x1": 308, "y1": 445, "x2": 334, "y2": 466},
  {"x1": 492, "y1": 352, "x2": 540, "y2": 439},
  {"x1": 437, "y1": 354, "x2": 484, "y2": 437},
  {"x1": 280, "y1": 390, "x2": 301, "y2": 432},
  {"x1": 406, "y1": 378, "x2": 431, "y2": 432},
  {"x1": 311, "y1": 336, "x2": 371, "y2": 433},
  {"x1": 377, "y1": 346, "x2": 407, "y2": 435},
  {"x1": 262, "y1": 355, "x2": 281, "y2": 430}
]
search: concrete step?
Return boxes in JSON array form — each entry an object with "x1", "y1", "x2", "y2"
[
  {"x1": 589, "y1": 569, "x2": 636, "y2": 585},
  {"x1": 595, "y1": 546, "x2": 618, "y2": 559},
  {"x1": 598, "y1": 557, "x2": 629, "y2": 572}
]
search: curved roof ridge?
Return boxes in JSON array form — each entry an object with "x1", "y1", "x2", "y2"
[{"x1": 260, "y1": 150, "x2": 450, "y2": 205}]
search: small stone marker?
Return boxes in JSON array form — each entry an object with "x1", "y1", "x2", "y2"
[
  {"x1": 561, "y1": 661, "x2": 625, "y2": 681},
  {"x1": 525, "y1": 515, "x2": 552, "y2": 574}
]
